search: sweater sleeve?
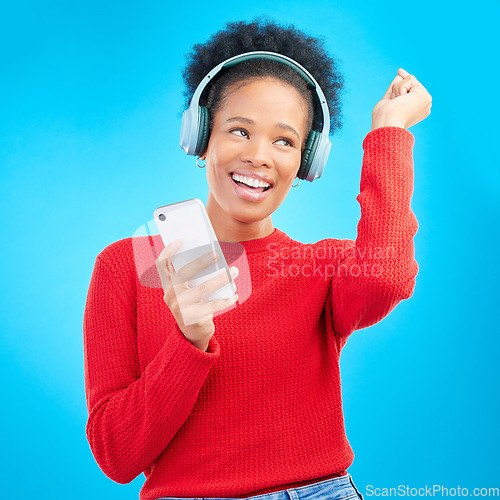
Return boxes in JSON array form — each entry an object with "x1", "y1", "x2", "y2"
[
  {"x1": 330, "y1": 126, "x2": 419, "y2": 338},
  {"x1": 83, "y1": 248, "x2": 220, "y2": 484}
]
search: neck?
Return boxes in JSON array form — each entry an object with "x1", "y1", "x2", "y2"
[{"x1": 205, "y1": 192, "x2": 275, "y2": 243}]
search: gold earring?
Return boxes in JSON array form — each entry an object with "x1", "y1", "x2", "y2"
[
  {"x1": 196, "y1": 157, "x2": 206, "y2": 168},
  {"x1": 292, "y1": 177, "x2": 301, "y2": 188}
]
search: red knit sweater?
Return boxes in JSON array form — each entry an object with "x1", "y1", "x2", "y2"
[{"x1": 83, "y1": 126, "x2": 418, "y2": 499}]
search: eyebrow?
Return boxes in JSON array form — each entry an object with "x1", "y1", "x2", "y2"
[{"x1": 225, "y1": 116, "x2": 300, "y2": 140}]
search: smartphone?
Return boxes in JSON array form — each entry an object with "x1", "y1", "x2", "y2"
[{"x1": 153, "y1": 198, "x2": 237, "y2": 301}]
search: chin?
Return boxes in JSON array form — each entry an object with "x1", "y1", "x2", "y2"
[{"x1": 226, "y1": 203, "x2": 272, "y2": 224}]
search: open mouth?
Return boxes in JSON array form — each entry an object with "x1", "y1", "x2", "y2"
[{"x1": 229, "y1": 173, "x2": 272, "y2": 193}]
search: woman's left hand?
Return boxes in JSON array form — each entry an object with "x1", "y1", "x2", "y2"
[{"x1": 371, "y1": 68, "x2": 432, "y2": 131}]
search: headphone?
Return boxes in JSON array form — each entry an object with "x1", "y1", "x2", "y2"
[{"x1": 180, "y1": 51, "x2": 331, "y2": 182}]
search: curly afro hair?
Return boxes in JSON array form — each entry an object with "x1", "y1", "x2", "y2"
[{"x1": 182, "y1": 17, "x2": 345, "y2": 139}]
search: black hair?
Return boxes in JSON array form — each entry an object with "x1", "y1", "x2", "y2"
[
  {"x1": 182, "y1": 17, "x2": 345, "y2": 139},
  {"x1": 204, "y1": 59, "x2": 315, "y2": 145}
]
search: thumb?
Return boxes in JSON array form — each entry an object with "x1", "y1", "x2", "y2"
[
  {"x1": 385, "y1": 75, "x2": 403, "y2": 100},
  {"x1": 157, "y1": 240, "x2": 180, "y2": 274}
]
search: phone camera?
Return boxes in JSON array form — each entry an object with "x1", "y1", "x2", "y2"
[{"x1": 158, "y1": 214, "x2": 166, "y2": 221}]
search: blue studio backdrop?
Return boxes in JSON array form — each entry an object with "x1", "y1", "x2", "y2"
[{"x1": 1, "y1": 0, "x2": 499, "y2": 497}]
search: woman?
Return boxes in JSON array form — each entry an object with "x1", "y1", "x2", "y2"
[{"x1": 83, "y1": 18, "x2": 432, "y2": 500}]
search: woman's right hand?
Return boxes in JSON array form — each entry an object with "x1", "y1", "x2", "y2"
[{"x1": 155, "y1": 240, "x2": 238, "y2": 351}]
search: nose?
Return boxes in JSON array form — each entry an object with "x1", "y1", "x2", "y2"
[{"x1": 239, "y1": 137, "x2": 273, "y2": 168}]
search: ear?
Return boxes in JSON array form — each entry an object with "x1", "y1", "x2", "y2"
[{"x1": 199, "y1": 152, "x2": 206, "y2": 161}]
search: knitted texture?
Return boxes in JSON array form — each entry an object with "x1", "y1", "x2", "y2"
[{"x1": 83, "y1": 126, "x2": 418, "y2": 499}]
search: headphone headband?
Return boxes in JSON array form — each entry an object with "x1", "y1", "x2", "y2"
[
  {"x1": 189, "y1": 51, "x2": 330, "y2": 137},
  {"x1": 223, "y1": 53, "x2": 315, "y2": 86},
  {"x1": 180, "y1": 51, "x2": 332, "y2": 181}
]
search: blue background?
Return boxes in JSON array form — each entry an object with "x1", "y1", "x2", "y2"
[{"x1": 1, "y1": 0, "x2": 498, "y2": 497}]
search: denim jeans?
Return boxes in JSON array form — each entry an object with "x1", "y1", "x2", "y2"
[{"x1": 155, "y1": 473, "x2": 364, "y2": 500}]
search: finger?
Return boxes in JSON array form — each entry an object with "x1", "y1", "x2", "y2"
[
  {"x1": 188, "y1": 266, "x2": 239, "y2": 303},
  {"x1": 392, "y1": 74, "x2": 422, "y2": 98},
  {"x1": 393, "y1": 69, "x2": 411, "y2": 96},
  {"x1": 155, "y1": 247, "x2": 174, "y2": 279},
  {"x1": 155, "y1": 240, "x2": 180, "y2": 287},
  {"x1": 155, "y1": 255, "x2": 174, "y2": 291},
  {"x1": 383, "y1": 73, "x2": 404, "y2": 100},
  {"x1": 398, "y1": 68, "x2": 410, "y2": 79},
  {"x1": 165, "y1": 239, "x2": 180, "y2": 258},
  {"x1": 156, "y1": 240, "x2": 180, "y2": 266},
  {"x1": 175, "y1": 248, "x2": 218, "y2": 282},
  {"x1": 177, "y1": 290, "x2": 239, "y2": 327},
  {"x1": 191, "y1": 293, "x2": 239, "y2": 321},
  {"x1": 396, "y1": 76, "x2": 412, "y2": 97}
]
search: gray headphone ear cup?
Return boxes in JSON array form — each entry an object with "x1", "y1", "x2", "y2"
[
  {"x1": 195, "y1": 106, "x2": 210, "y2": 157},
  {"x1": 298, "y1": 131, "x2": 320, "y2": 180}
]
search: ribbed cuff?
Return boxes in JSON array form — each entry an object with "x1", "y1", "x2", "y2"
[
  {"x1": 174, "y1": 323, "x2": 221, "y2": 359},
  {"x1": 363, "y1": 126, "x2": 414, "y2": 154}
]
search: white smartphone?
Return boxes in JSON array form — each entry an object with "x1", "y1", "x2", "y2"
[{"x1": 153, "y1": 198, "x2": 237, "y2": 301}]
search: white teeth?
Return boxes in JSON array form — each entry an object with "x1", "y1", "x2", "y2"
[{"x1": 232, "y1": 173, "x2": 271, "y2": 188}]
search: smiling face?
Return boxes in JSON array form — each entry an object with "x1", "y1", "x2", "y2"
[{"x1": 201, "y1": 77, "x2": 310, "y2": 242}]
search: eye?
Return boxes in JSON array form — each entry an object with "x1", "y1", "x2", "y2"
[
  {"x1": 275, "y1": 137, "x2": 295, "y2": 147},
  {"x1": 229, "y1": 128, "x2": 249, "y2": 138}
]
